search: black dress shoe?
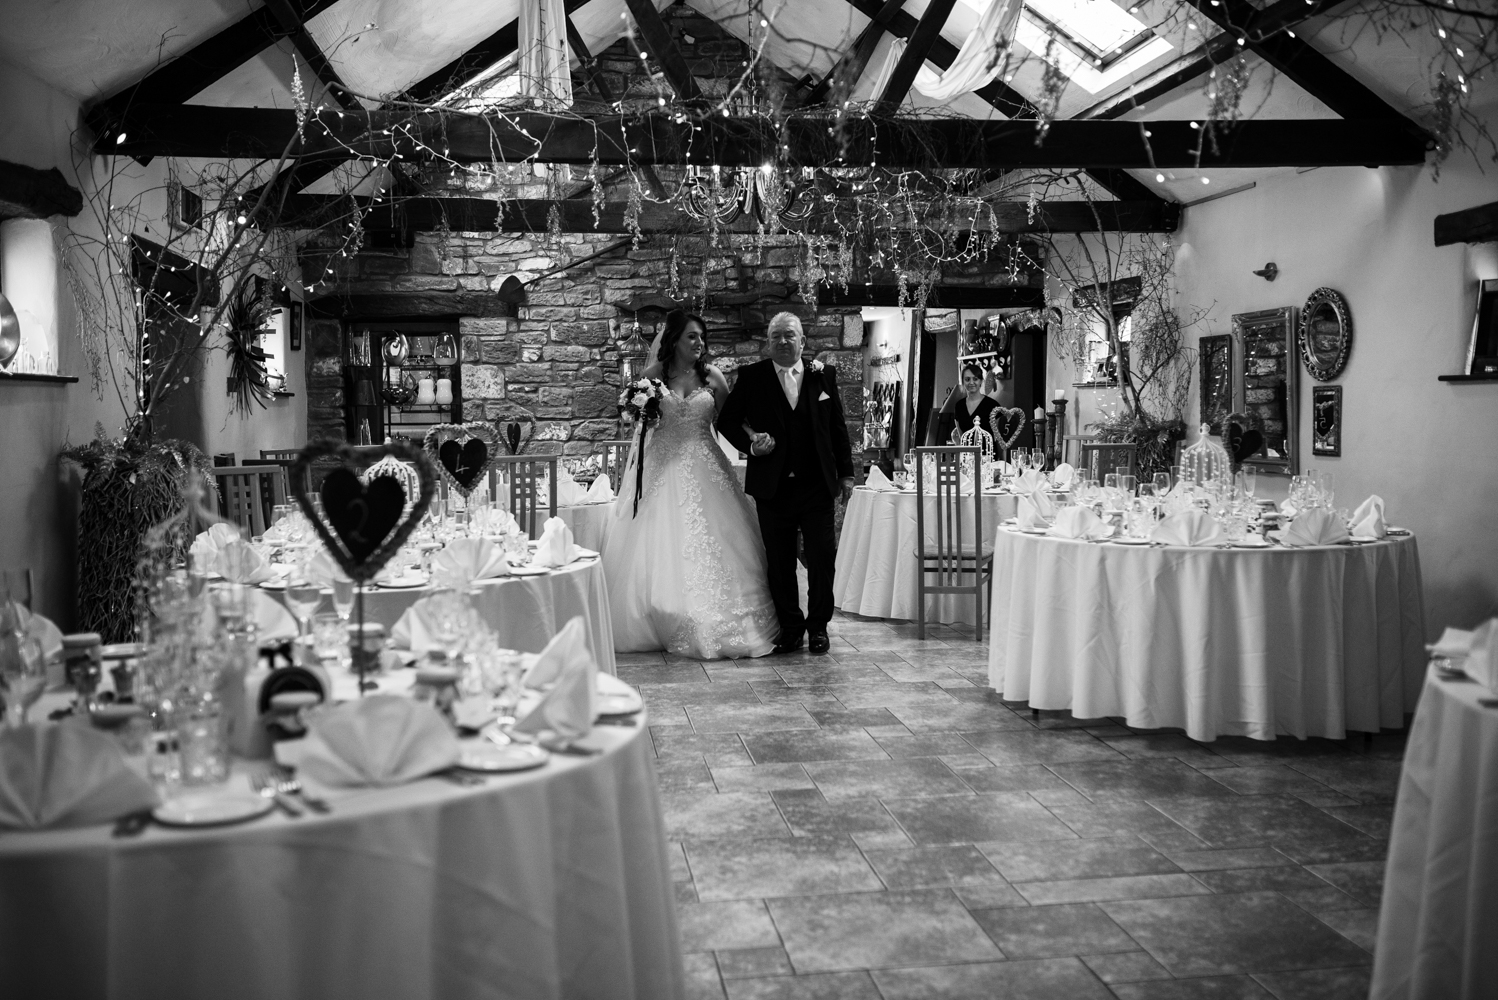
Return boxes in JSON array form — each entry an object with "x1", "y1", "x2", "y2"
[
  {"x1": 773, "y1": 633, "x2": 805, "y2": 655},
  {"x1": 808, "y1": 631, "x2": 830, "y2": 655}
]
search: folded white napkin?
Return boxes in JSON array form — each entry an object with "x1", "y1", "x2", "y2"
[
  {"x1": 1151, "y1": 509, "x2": 1226, "y2": 547},
  {"x1": 1013, "y1": 469, "x2": 1048, "y2": 494},
  {"x1": 190, "y1": 523, "x2": 242, "y2": 574},
  {"x1": 1017, "y1": 490, "x2": 1054, "y2": 530},
  {"x1": 1464, "y1": 620, "x2": 1498, "y2": 694},
  {"x1": 297, "y1": 695, "x2": 460, "y2": 787},
  {"x1": 583, "y1": 474, "x2": 615, "y2": 503},
  {"x1": 515, "y1": 617, "x2": 596, "y2": 741},
  {"x1": 1429, "y1": 626, "x2": 1475, "y2": 659},
  {"x1": 300, "y1": 550, "x2": 343, "y2": 588},
  {"x1": 215, "y1": 539, "x2": 276, "y2": 585},
  {"x1": 995, "y1": 461, "x2": 1015, "y2": 477},
  {"x1": 430, "y1": 537, "x2": 509, "y2": 590},
  {"x1": 391, "y1": 596, "x2": 454, "y2": 654},
  {"x1": 864, "y1": 466, "x2": 896, "y2": 491},
  {"x1": 1048, "y1": 504, "x2": 1111, "y2": 540},
  {"x1": 532, "y1": 516, "x2": 577, "y2": 568},
  {"x1": 1350, "y1": 495, "x2": 1387, "y2": 540},
  {"x1": 0, "y1": 723, "x2": 158, "y2": 829},
  {"x1": 260, "y1": 523, "x2": 287, "y2": 544},
  {"x1": 556, "y1": 468, "x2": 587, "y2": 507},
  {"x1": 1280, "y1": 508, "x2": 1351, "y2": 547},
  {"x1": 1051, "y1": 463, "x2": 1076, "y2": 489},
  {"x1": 1279, "y1": 501, "x2": 1299, "y2": 519},
  {"x1": 253, "y1": 590, "x2": 300, "y2": 641}
]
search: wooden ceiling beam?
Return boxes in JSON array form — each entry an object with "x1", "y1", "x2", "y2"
[
  {"x1": 622, "y1": 0, "x2": 702, "y2": 102},
  {"x1": 565, "y1": 18, "x2": 670, "y2": 201},
  {"x1": 262, "y1": 0, "x2": 361, "y2": 110},
  {"x1": 875, "y1": 0, "x2": 959, "y2": 113},
  {"x1": 809, "y1": 0, "x2": 906, "y2": 105},
  {"x1": 1434, "y1": 200, "x2": 1498, "y2": 247}
]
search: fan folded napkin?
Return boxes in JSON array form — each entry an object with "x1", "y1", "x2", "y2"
[
  {"x1": 253, "y1": 590, "x2": 300, "y2": 641},
  {"x1": 864, "y1": 466, "x2": 897, "y2": 491},
  {"x1": 532, "y1": 516, "x2": 577, "y2": 568},
  {"x1": 1048, "y1": 505, "x2": 1111, "y2": 540},
  {"x1": 515, "y1": 617, "x2": 597, "y2": 741},
  {"x1": 189, "y1": 523, "x2": 242, "y2": 574},
  {"x1": 583, "y1": 474, "x2": 615, "y2": 503},
  {"x1": 1151, "y1": 509, "x2": 1226, "y2": 547},
  {"x1": 1350, "y1": 495, "x2": 1387, "y2": 539},
  {"x1": 260, "y1": 523, "x2": 287, "y2": 544},
  {"x1": 1050, "y1": 463, "x2": 1076, "y2": 489},
  {"x1": 1012, "y1": 469, "x2": 1048, "y2": 494},
  {"x1": 0, "y1": 723, "x2": 158, "y2": 829},
  {"x1": 215, "y1": 539, "x2": 276, "y2": 585},
  {"x1": 295, "y1": 695, "x2": 460, "y2": 787},
  {"x1": 390, "y1": 596, "x2": 450, "y2": 654},
  {"x1": 1279, "y1": 508, "x2": 1351, "y2": 547},
  {"x1": 1460, "y1": 619, "x2": 1498, "y2": 695},
  {"x1": 1429, "y1": 625, "x2": 1475, "y2": 660},
  {"x1": 299, "y1": 550, "x2": 344, "y2": 588},
  {"x1": 1017, "y1": 490, "x2": 1055, "y2": 530},
  {"x1": 556, "y1": 468, "x2": 587, "y2": 507},
  {"x1": 430, "y1": 537, "x2": 509, "y2": 590}
]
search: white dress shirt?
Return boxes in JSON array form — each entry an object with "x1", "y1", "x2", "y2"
[{"x1": 774, "y1": 360, "x2": 804, "y2": 410}]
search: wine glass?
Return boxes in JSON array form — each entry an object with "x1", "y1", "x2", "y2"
[
  {"x1": 284, "y1": 578, "x2": 324, "y2": 641},
  {"x1": 1118, "y1": 474, "x2": 1137, "y2": 497},
  {"x1": 1153, "y1": 472, "x2": 1171, "y2": 496}
]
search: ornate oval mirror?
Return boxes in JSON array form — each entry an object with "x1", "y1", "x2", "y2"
[{"x1": 1298, "y1": 287, "x2": 1352, "y2": 381}]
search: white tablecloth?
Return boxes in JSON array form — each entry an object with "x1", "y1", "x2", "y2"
[
  {"x1": 1372, "y1": 666, "x2": 1498, "y2": 999},
  {"x1": 0, "y1": 716, "x2": 683, "y2": 1000},
  {"x1": 559, "y1": 502, "x2": 615, "y2": 553},
  {"x1": 270, "y1": 560, "x2": 616, "y2": 674},
  {"x1": 987, "y1": 529, "x2": 1426, "y2": 741},
  {"x1": 834, "y1": 486, "x2": 1019, "y2": 625}
]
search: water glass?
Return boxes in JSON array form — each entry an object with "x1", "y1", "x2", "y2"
[
  {"x1": 177, "y1": 710, "x2": 229, "y2": 786},
  {"x1": 311, "y1": 613, "x2": 347, "y2": 663},
  {"x1": 1154, "y1": 472, "x2": 1171, "y2": 496},
  {"x1": 284, "y1": 581, "x2": 323, "y2": 639},
  {"x1": 1117, "y1": 475, "x2": 1136, "y2": 496},
  {"x1": 332, "y1": 576, "x2": 356, "y2": 621},
  {"x1": 1241, "y1": 466, "x2": 1257, "y2": 497}
]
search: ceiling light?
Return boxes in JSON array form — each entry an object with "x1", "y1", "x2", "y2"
[
  {"x1": 115, "y1": 133, "x2": 127, "y2": 144},
  {"x1": 1155, "y1": 173, "x2": 1165, "y2": 182}
]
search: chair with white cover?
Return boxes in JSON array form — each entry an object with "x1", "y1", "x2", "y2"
[
  {"x1": 489, "y1": 455, "x2": 559, "y2": 537},
  {"x1": 914, "y1": 445, "x2": 993, "y2": 640}
]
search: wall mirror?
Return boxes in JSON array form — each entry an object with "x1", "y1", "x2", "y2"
[
  {"x1": 1232, "y1": 306, "x2": 1298, "y2": 475},
  {"x1": 1298, "y1": 287, "x2": 1352, "y2": 381},
  {"x1": 1198, "y1": 334, "x2": 1233, "y2": 435}
]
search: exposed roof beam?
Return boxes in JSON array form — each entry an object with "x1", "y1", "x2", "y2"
[
  {"x1": 262, "y1": 0, "x2": 360, "y2": 110},
  {"x1": 402, "y1": 0, "x2": 592, "y2": 103},
  {"x1": 1182, "y1": 0, "x2": 1428, "y2": 140},
  {"x1": 0, "y1": 159, "x2": 84, "y2": 220},
  {"x1": 267, "y1": 195, "x2": 1180, "y2": 233},
  {"x1": 876, "y1": 0, "x2": 958, "y2": 112},
  {"x1": 86, "y1": 0, "x2": 341, "y2": 130},
  {"x1": 100, "y1": 105, "x2": 1429, "y2": 169},
  {"x1": 809, "y1": 0, "x2": 905, "y2": 105},
  {"x1": 819, "y1": 284, "x2": 1043, "y2": 308},
  {"x1": 623, "y1": 0, "x2": 702, "y2": 101},
  {"x1": 565, "y1": 17, "x2": 670, "y2": 201},
  {"x1": 1434, "y1": 200, "x2": 1498, "y2": 247}
]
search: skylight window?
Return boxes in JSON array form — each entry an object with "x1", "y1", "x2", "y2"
[{"x1": 1024, "y1": 0, "x2": 1149, "y2": 60}]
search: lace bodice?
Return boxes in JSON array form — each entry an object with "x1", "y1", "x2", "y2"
[{"x1": 650, "y1": 386, "x2": 720, "y2": 455}]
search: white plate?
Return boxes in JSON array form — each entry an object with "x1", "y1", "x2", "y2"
[
  {"x1": 457, "y1": 741, "x2": 550, "y2": 772},
  {"x1": 1349, "y1": 536, "x2": 1380, "y2": 544},
  {"x1": 1111, "y1": 536, "x2": 1152, "y2": 545},
  {"x1": 153, "y1": 789, "x2": 274, "y2": 827},
  {"x1": 377, "y1": 575, "x2": 429, "y2": 589},
  {"x1": 100, "y1": 642, "x2": 146, "y2": 660},
  {"x1": 260, "y1": 580, "x2": 287, "y2": 591},
  {"x1": 1018, "y1": 528, "x2": 1050, "y2": 535},
  {"x1": 1387, "y1": 527, "x2": 1410, "y2": 536},
  {"x1": 597, "y1": 673, "x2": 644, "y2": 715},
  {"x1": 1230, "y1": 538, "x2": 1271, "y2": 548},
  {"x1": 508, "y1": 566, "x2": 551, "y2": 576}
]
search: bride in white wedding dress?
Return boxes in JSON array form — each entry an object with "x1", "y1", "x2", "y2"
[{"x1": 602, "y1": 310, "x2": 779, "y2": 659}]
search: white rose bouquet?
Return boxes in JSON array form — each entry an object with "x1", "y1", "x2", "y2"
[{"x1": 616, "y1": 377, "x2": 668, "y2": 516}]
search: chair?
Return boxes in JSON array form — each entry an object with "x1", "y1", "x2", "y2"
[
  {"x1": 212, "y1": 453, "x2": 237, "y2": 468},
  {"x1": 489, "y1": 455, "x2": 559, "y2": 537},
  {"x1": 599, "y1": 440, "x2": 633, "y2": 493},
  {"x1": 214, "y1": 466, "x2": 286, "y2": 536},
  {"x1": 914, "y1": 446, "x2": 994, "y2": 640},
  {"x1": 246, "y1": 454, "x2": 307, "y2": 496},
  {"x1": 1079, "y1": 441, "x2": 1138, "y2": 481}
]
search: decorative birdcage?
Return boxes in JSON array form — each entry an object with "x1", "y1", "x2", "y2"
[
  {"x1": 361, "y1": 455, "x2": 422, "y2": 516},
  {"x1": 959, "y1": 425, "x2": 995, "y2": 458},
  {"x1": 1180, "y1": 423, "x2": 1231, "y2": 485}
]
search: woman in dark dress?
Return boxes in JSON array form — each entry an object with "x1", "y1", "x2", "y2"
[{"x1": 937, "y1": 363, "x2": 999, "y2": 443}]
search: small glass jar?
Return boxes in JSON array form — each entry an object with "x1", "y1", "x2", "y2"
[
  {"x1": 61, "y1": 633, "x2": 103, "y2": 705},
  {"x1": 347, "y1": 622, "x2": 386, "y2": 689}
]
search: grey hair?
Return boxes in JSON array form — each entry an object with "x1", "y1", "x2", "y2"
[{"x1": 766, "y1": 312, "x2": 803, "y2": 337}]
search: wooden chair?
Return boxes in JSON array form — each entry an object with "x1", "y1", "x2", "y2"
[
  {"x1": 212, "y1": 453, "x2": 237, "y2": 468},
  {"x1": 214, "y1": 466, "x2": 286, "y2": 536},
  {"x1": 599, "y1": 439, "x2": 633, "y2": 493},
  {"x1": 489, "y1": 455, "x2": 559, "y2": 537},
  {"x1": 914, "y1": 446, "x2": 993, "y2": 640},
  {"x1": 1079, "y1": 441, "x2": 1138, "y2": 481},
  {"x1": 260, "y1": 449, "x2": 302, "y2": 463}
]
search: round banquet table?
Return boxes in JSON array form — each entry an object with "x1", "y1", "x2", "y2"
[
  {"x1": 1371, "y1": 665, "x2": 1498, "y2": 999},
  {"x1": 558, "y1": 501, "x2": 615, "y2": 553},
  {"x1": 834, "y1": 486, "x2": 1019, "y2": 625},
  {"x1": 268, "y1": 559, "x2": 616, "y2": 675},
  {"x1": 987, "y1": 528, "x2": 1426, "y2": 741},
  {"x1": 0, "y1": 713, "x2": 684, "y2": 1000}
]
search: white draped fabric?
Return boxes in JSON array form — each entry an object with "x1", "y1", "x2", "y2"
[
  {"x1": 834, "y1": 486, "x2": 1018, "y2": 625},
  {"x1": 0, "y1": 719, "x2": 684, "y2": 1000},
  {"x1": 1372, "y1": 666, "x2": 1498, "y2": 999},
  {"x1": 987, "y1": 530, "x2": 1426, "y2": 741},
  {"x1": 519, "y1": 0, "x2": 574, "y2": 108},
  {"x1": 271, "y1": 560, "x2": 616, "y2": 674},
  {"x1": 868, "y1": 0, "x2": 1024, "y2": 101},
  {"x1": 559, "y1": 501, "x2": 616, "y2": 553}
]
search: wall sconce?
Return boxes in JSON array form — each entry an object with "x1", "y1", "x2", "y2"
[{"x1": 1252, "y1": 262, "x2": 1278, "y2": 282}]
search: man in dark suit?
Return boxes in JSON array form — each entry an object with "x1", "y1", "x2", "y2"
[{"x1": 717, "y1": 312, "x2": 855, "y2": 655}]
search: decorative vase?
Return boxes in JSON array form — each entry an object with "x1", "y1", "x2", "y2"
[
  {"x1": 435, "y1": 378, "x2": 453, "y2": 405},
  {"x1": 416, "y1": 377, "x2": 436, "y2": 405}
]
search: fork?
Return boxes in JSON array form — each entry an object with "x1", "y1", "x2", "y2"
[
  {"x1": 251, "y1": 770, "x2": 304, "y2": 817},
  {"x1": 270, "y1": 764, "x2": 331, "y2": 813}
]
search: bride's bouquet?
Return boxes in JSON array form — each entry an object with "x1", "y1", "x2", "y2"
[
  {"x1": 617, "y1": 378, "x2": 667, "y2": 517},
  {"x1": 618, "y1": 378, "x2": 667, "y2": 426}
]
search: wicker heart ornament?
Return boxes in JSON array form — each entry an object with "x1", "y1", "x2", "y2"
[
  {"x1": 988, "y1": 407, "x2": 1026, "y2": 452},
  {"x1": 289, "y1": 441, "x2": 437, "y2": 583},
  {"x1": 1226, "y1": 421, "x2": 1264, "y2": 469},
  {"x1": 423, "y1": 422, "x2": 499, "y2": 497}
]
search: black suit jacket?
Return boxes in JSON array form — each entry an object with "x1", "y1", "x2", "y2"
[{"x1": 716, "y1": 358, "x2": 855, "y2": 501}]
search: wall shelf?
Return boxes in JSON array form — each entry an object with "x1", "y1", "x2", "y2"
[
  {"x1": 1437, "y1": 374, "x2": 1498, "y2": 382},
  {"x1": 0, "y1": 371, "x2": 78, "y2": 384}
]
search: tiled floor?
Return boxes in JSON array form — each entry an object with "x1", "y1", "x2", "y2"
[{"x1": 621, "y1": 613, "x2": 1402, "y2": 1000}]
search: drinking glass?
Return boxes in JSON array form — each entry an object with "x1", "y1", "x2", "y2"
[
  {"x1": 1103, "y1": 473, "x2": 1119, "y2": 498},
  {"x1": 284, "y1": 580, "x2": 323, "y2": 638},
  {"x1": 1153, "y1": 472, "x2": 1171, "y2": 496},
  {"x1": 1138, "y1": 483, "x2": 1156, "y2": 500},
  {"x1": 3, "y1": 569, "x2": 34, "y2": 611},
  {"x1": 1118, "y1": 474, "x2": 1136, "y2": 496},
  {"x1": 331, "y1": 576, "x2": 356, "y2": 622},
  {"x1": 1241, "y1": 466, "x2": 1257, "y2": 498},
  {"x1": 311, "y1": 613, "x2": 347, "y2": 663},
  {"x1": 1316, "y1": 471, "x2": 1335, "y2": 508}
]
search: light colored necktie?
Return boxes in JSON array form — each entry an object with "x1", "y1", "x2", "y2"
[{"x1": 779, "y1": 366, "x2": 799, "y2": 409}]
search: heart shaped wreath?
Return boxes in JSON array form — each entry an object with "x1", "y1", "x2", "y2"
[
  {"x1": 423, "y1": 422, "x2": 499, "y2": 498},
  {"x1": 988, "y1": 407, "x2": 1027, "y2": 454}
]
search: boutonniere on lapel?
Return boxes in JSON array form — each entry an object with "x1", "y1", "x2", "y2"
[{"x1": 806, "y1": 359, "x2": 825, "y2": 374}]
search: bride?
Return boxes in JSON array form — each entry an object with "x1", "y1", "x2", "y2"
[{"x1": 602, "y1": 310, "x2": 779, "y2": 659}]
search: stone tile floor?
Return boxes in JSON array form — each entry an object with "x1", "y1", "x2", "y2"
[{"x1": 620, "y1": 612, "x2": 1402, "y2": 1000}]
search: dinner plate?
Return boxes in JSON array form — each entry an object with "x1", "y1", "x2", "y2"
[
  {"x1": 153, "y1": 789, "x2": 274, "y2": 827},
  {"x1": 1387, "y1": 527, "x2": 1410, "y2": 536},
  {"x1": 377, "y1": 575, "x2": 429, "y2": 589},
  {"x1": 1111, "y1": 536, "x2": 1152, "y2": 545},
  {"x1": 597, "y1": 673, "x2": 644, "y2": 715},
  {"x1": 1229, "y1": 538, "x2": 1271, "y2": 548},
  {"x1": 508, "y1": 566, "x2": 551, "y2": 576},
  {"x1": 260, "y1": 580, "x2": 287, "y2": 591},
  {"x1": 100, "y1": 642, "x2": 146, "y2": 660},
  {"x1": 1018, "y1": 528, "x2": 1050, "y2": 535},
  {"x1": 457, "y1": 740, "x2": 550, "y2": 772}
]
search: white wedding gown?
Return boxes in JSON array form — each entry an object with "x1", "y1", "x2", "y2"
[{"x1": 602, "y1": 386, "x2": 778, "y2": 659}]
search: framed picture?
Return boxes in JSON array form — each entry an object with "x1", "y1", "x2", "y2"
[{"x1": 1311, "y1": 385, "x2": 1342, "y2": 457}]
